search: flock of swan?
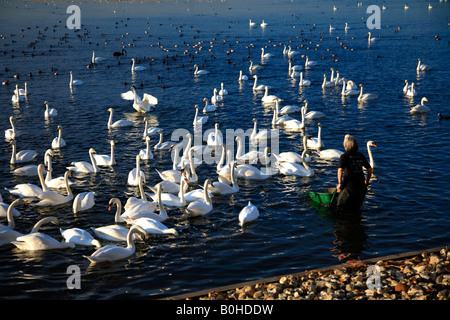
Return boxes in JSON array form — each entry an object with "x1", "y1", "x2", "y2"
[{"x1": 0, "y1": 6, "x2": 438, "y2": 267}]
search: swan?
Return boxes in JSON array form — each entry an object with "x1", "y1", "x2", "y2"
[
  {"x1": 203, "y1": 98, "x2": 217, "y2": 113},
  {"x1": 60, "y1": 227, "x2": 101, "y2": 248},
  {"x1": 273, "y1": 149, "x2": 303, "y2": 164},
  {"x1": 84, "y1": 225, "x2": 148, "y2": 264},
  {"x1": 186, "y1": 179, "x2": 213, "y2": 217},
  {"x1": 155, "y1": 145, "x2": 185, "y2": 183},
  {"x1": 345, "y1": 22, "x2": 350, "y2": 31},
  {"x1": 193, "y1": 64, "x2": 209, "y2": 75},
  {"x1": 207, "y1": 123, "x2": 223, "y2": 147},
  {"x1": 210, "y1": 162, "x2": 239, "y2": 195},
  {"x1": 11, "y1": 85, "x2": 24, "y2": 103},
  {"x1": 289, "y1": 60, "x2": 302, "y2": 74},
  {"x1": 218, "y1": 83, "x2": 228, "y2": 96},
  {"x1": 283, "y1": 106, "x2": 307, "y2": 130},
  {"x1": 235, "y1": 147, "x2": 271, "y2": 180},
  {"x1": 91, "y1": 198, "x2": 129, "y2": 242},
  {"x1": 142, "y1": 117, "x2": 161, "y2": 138},
  {"x1": 12, "y1": 217, "x2": 75, "y2": 251},
  {"x1": 260, "y1": 20, "x2": 268, "y2": 27},
  {"x1": 345, "y1": 80, "x2": 357, "y2": 90},
  {"x1": 368, "y1": 32, "x2": 377, "y2": 42},
  {"x1": 131, "y1": 58, "x2": 146, "y2": 71},
  {"x1": 125, "y1": 184, "x2": 167, "y2": 222},
  {"x1": 130, "y1": 86, "x2": 158, "y2": 113},
  {"x1": 6, "y1": 164, "x2": 48, "y2": 197},
  {"x1": 357, "y1": 84, "x2": 378, "y2": 101},
  {"x1": 14, "y1": 83, "x2": 28, "y2": 97},
  {"x1": 406, "y1": 82, "x2": 417, "y2": 97},
  {"x1": 124, "y1": 173, "x2": 156, "y2": 213},
  {"x1": 333, "y1": 71, "x2": 344, "y2": 86},
  {"x1": 67, "y1": 148, "x2": 99, "y2": 174},
  {"x1": 0, "y1": 199, "x2": 25, "y2": 245},
  {"x1": 211, "y1": 88, "x2": 222, "y2": 103},
  {"x1": 94, "y1": 140, "x2": 116, "y2": 166},
  {"x1": 250, "y1": 118, "x2": 279, "y2": 144},
  {"x1": 249, "y1": 60, "x2": 263, "y2": 71},
  {"x1": 91, "y1": 50, "x2": 106, "y2": 64},
  {"x1": 416, "y1": 59, "x2": 430, "y2": 71},
  {"x1": 249, "y1": 19, "x2": 256, "y2": 27},
  {"x1": 5, "y1": 116, "x2": 20, "y2": 141},
  {"x1": 278, "y1": 150, "x2": 314, "y2": 177},
  {"x1": 72, "y1": 191, "x2": 95, "y2": 214},
  {"x1": 403, "y1": 80, "x2": 413, "y2": 94},
  {"x1": 51, "y1": 125, "x2": 66, "y2": 149},
  {"x1": 32, "y1": 171, "x2": 74, "y2": 206},
  {"x1": 216, "y1": 147, "x2": 233, "y2": 184},
  {"x1": 235, "y1": 136, "x2": 262, "y2": 164},
  {"x1": 341, "y1": 79, "x2": 360, "y2": 96},
  {"x1": 322, "y1": 74, "x2": 334, "y2": 88},
  {"x1": 107, "y1": 108, "x2": 134, "y2": 129},
  {"x1": 44, "y1": 101, "x2": 58, "y2": 119},
  {"x1": 366, "y1": 141, "x2": 377, "y2": 169},
  {"x1": 9, "y1": 139, "x2": 37, "y2": 164},
  {"x1": 290, "y1": 69, "x2": 301, "y2": 79},
  {"x1": 130, "y1": 218, "x2": 178, "y2": 236},
  {"x1": 0, "y1": 193, "x2": 21, "y2": 218},
  {"x1": 317, "y1": 140, "x2": 344, "y2": 160},
  {"x1": 307, "y1": 123, "x2": 325, "y2": 149},
  {"x1": 410, "y1": 97, "x2": 430, "y2": 114},
  {"x1": 238, "y1": 201, "x2": 259, "y2": 227},
  {"x1": 261, "y1": 47, "x2": 274, "y2": 59},
  {"x1": 279, "y1": 104, "x2": 300, "y2": 114},
  {"x1": 261, "y1": 86, "x2": 281, "y2": 103},
  {"x1": 44, "y1": 150, "x2": 75, "y2": 189},
  {"x1": 305, "y1": 56, "x2": 317, "y2": 68},
  {"x1": 238, "y1": 70, "x2": 248, "y2": 81},
  {"x1": 287, "y1": 46, "x2": 300, "y2": 58},
  {"x1": 139, "y1": 136, "x2": 154, "y2": 160},
  {"x1": 272, "y1": 100, "x2": 294, "y2": 126},
  {"x1": 252, "y1": 75, "x2": 268, "y2": 91},
  {"x1": 128, "y1": 156, "x2": 145, "y2": 186},
  {"x1": 69, "y1": 71, "x2": 83, "y2": 86},
  {"x1": 298, "y1": 72, "x2": 311, "y2": 87},
  {"x1": 184, "y1": 147, "x2": 199, "y2": 183},
  {"x1": 329, "y1": 24, "x2": 336, "y2": 32},
  {"x1": 193, "y1": 105, "x2": 208, "y2": 126},
  {"x1": 11, "y1": 149, "x2": 52, "y2": 177},
  {"x1": 303, "y1": 100, "x2": 326, "y2": 119},
  {"x1": 154, "y1": 130, "x2": 174, "y2": 150},
  {"x1": 149, "y1": 176, "x2": 186, "y2": 207}
]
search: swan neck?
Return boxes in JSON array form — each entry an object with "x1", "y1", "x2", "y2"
[
  {"x1": 138, "y1": 173, "x2": 146, "y2": 200},
  {"x1": 108, "y1": 110, "x2": 113, "y2": 127},
  {"x1": 90, "y1": 151, "x2": 99, "y2": 172},
  {"x1": 114, "y1": 200, "x2": 123, "y2": 223},
  {"x1": 6, "y1": 201, "x2": 19, "y2": 229},
  {"x1": 203, "y1": 180, "x2": 212, "y2": 205},
  {"x1": 157, "y1": 186, "x2": 167, "y2": 217},
  {"x1": 38, "y1": 166, "x2": 48, "y2": 191},
  {"x1": 10, "y1": 141, "x2": 16, "y2": 164},
  {"x1": 65, "y1": 172, "x2": 72, "y2": 197}
]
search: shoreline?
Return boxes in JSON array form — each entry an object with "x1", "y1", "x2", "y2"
[{"x1": 163, "y1": 245, "x2": 450, "y2": 300}]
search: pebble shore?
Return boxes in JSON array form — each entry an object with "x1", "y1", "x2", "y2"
[{"x1": 184, "y1": 247, "x2": 450, "y2": 301}]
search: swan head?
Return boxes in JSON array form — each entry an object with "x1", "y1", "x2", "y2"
[
  {"x1": 57, "y1": 125, "x2": 61, "y2": 130},
  {"x1": 110, "y1": 140, "x2": 115, "y2": 146},
  {"x1": 107, "y1": 108, "x2": 113, "y2": 112},
  {"x1": 108, "y1": 197, "x2": 121, "y2": 210},
  {"x1": 359, "y1": 84, "x2": 363, "y2": 87},
  {"x1": 317, "y1": 123, "x2": 322, "y2": 128},
  {"x1": 203, "y1": 98, "x2": 207, "y2": 102},
  {"x1": 367, "y1": 141, "x2": 377, "y2": 148},
  {"x1": 89, "y1": 148, "x2": 97, "y2": 154},
  {"x1": 194, "y1": 105, "x2": 198, "y2": 109}
]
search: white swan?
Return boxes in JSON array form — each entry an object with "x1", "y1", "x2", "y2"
[
  {"x1": 298, "y1": 72, "x2": 311, "y2": 87},
  {"x1": 91, "y1": 50, "x2": 106, "y2": 64},
  {"x1": 44, "y1": 150, "x2": 75, "y2": 189},
  {"x1": 307, "y1": 123, "x2": 325, "y2": 149},
  {"x1": 249, "y1": 60, "x2": 263, "y2": 71},
  {"x1": 125, "y1": 184, "x2": 167, "y2": 222},
  {"x1": 334, "y1": 71, "x2": 345, "y2": 86},
  {"x1": 218, "y1": 83, "x2": 228, "y2": 96},
  {"x1": 287, "y1": 46, "x2": 300, "y2": 58},
  {"x1": 368, "y1": 32, "x2": 377, "y2": 43},
  {"x1": 252, "y1": 75, "x2": 268, "y2": 91},
  {"x1": 329, "y1": 24, "x2": 336, "y2": 32},
  {"x1": 341, "y1": 79, "x2": 359, "y2": 96},
  {"x1": 67, "y1": 148, "x2": 99, "y2": 174},
  {"x1": 207, "y1": 123, "x2": 223, "y2": 147},
  {"x1": 11, "y1": 149, "x2": 52, "y2": 177},
  {"x1": 416, "y1": 58, "x2": 430, "y2": 71},
  {"x1": 322, "y1": 74, "x2": 334, "y2": 88},
  {"x1": 155, "y1": 145, "x2": 185, "y2": 183},
  {"x1": 91, "y1": 198, "x2": 129, "y2": 242},
  {"x1": 216, "y1": 147, "x2": 233, "y2": 184},
  {"x1": 154, "y1": 130, "x2": 174, "y2": 150},
  {"x1": 317, "y1": 141, "x2": 344, "y2": 160},
  {"x1": 357, "y1": 84, "x2": 378, "y2": 101},
  {"x1": 193, "y1": 64, "x2": 209, "y2": 75},
  {"x1": 124, "y1": 173, "x2": 156, "y2": 213},
  {"x1": 186, "y1": 179, "x2": 213, "y2": 217},
  {"x1": 130, "y1": 86, "x2": 158, "y2": 113},
  {"x1": 72, "y1": 191, "x2": 95, "y2": 214},
  {"x1": 250, "y1": 118, "x2": 279, "y2": 144},
  {"x1": 410, "y1": 97, "x2": 430, "y2": 114},
  {"x1": 203, "y1": 98, "x2": 217, "y2": 113},
  {"x1": 51, "y1": 125, "x2": 66, "y2": 149},
  {"x1": 211, "y1": 88, "x2": 222, "y2": 103},
  {"x1": 235, "y1": 136, "x2": 263, "y2": 164},
  {"x1": 44, "y1": 101, "x2": 57, "y2": 119},
  {"x1": 238, "y1": 70, "x2": 248, "y2": 81},
  {"x1": 94, "y1": 140, "x2": 116, "y2": 166},
  {"x1": 210, "y1": 162, "x2": 239, "y2": 195},
  {"x1": 289, "y1": 60, "x2": 302, "y2": 74},
  {"x1": 12, "y1": 217, "x2": 75, "y2": 251},
  {"x1": 249, "y1": 19, "x2": 256, "y2": 27},
  {"x1": 60, "y1": 227, "x2": 101, "y2": 248},
  {"x1": 142, "y1": 117, "x2": 161, "y2": 138},
  {"x1": 290, "y1": 69, "x2": 301, "y2": 79},
  {"x1": 260, "y1": 20, "x2": 268, "y2": 27},
  {"x1": 69, "y1": 71, "x2": 83, "y2": 86},
  {"x1": 84, "y1": 225, "x2": 148, "y2": 264},
  {"x1": 138, "y1": 136, "x2": 153, "y2": 160},
  {"x1": 107, "y1": 108, "x2": 133, "y2": 129},
  {"x1": 403, "y1": 80, "x2": 412, "y2": 94},
  {"x1": 235, "y1": 147, "x2": 271, "y2": 180},
  {"x1": 278, "y1": 150, "x2": 314, "y2": 177},
  {"x1": 303, "y1": 100, "x2": 326, "y2": 119},
  {"x1": 32, "y1": 171, "x2": 74, "y2": 206},
  {"x1": 367, "y1": 141, "x2": 377, "y2": 169},
  {"x1": 0, "y1": 199, "x2": 25, "y2": 245},
  {"x1": 261, "y1": 86, "x2": 281, "y2": 103},
  {"x1": 238, "y1": 201, "x2": 259, "y2": 227},
  {"x1": 11, "y1": 85, "x2": 24, "y2": 103},
  {"x1": 283, "y1": 105, "x2": 307, "y2": 130},
  {"x1": 14, "y1": 83, "x2": 28, "y2": 97},
  {"x1": 345, "y1": 22, "x2": 350, "y2": 31},
  {"x1": 149, "y1": 176, "x2": 186, "y2": 207},
  {"x1": 9, "y1": 139, "x2": 37, "y2": 164},
  {"x1": 0, "y1": 193, "x2": 21, "y2": 218},
  {"x1": 5, "y1": 116, "x2": 20, "y2": 141},
  {"x1": 128, "y1": 156, "x2": 145, "y2": 186},
  {"x1": 6, "y1": 164, "x2": 48, "y2": 197},
  {"x1": 406, "y1": 82, "x2": 417, "y2": 97},
  {"x1": 193, "y1": 105, "x2": 208, "y2": 126},
  {"x1": 272, "y1": 100, "x2": 294, "y2": 126},
  {"x1": 131, "y1": 218, "x2": 178, "y2": 236},
  {"x1": 131, "y1": 58, "x2": 146, "y2": 71},
  {"x1": 261, "y1": 47, "x2": 274, "y2": 59},
  {"x1": 305, "y1": 56, "x2": 317, "y2": 68}
]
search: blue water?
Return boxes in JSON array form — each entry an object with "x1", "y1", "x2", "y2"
[{"x1": 0, "y1": 0, "x2": 449, "y2": 299}]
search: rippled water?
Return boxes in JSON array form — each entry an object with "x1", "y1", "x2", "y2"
[{"x1": 0, "y1": 0, "x2": 449, "y2": 299}]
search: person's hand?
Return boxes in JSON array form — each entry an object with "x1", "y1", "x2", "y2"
[{"x1": 336, "y1": 183, "x2": 342, "y2": 191}]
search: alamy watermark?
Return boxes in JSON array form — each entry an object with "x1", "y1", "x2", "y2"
[
  {"x1": 366, "y1": 5, "x2": 381, "y2": 30},
  {"x1": 66, "y1": 5, "x2": 81, "y2": 30},
  {"x1": 66, "y1": 265, "x2": 81, "y2": 289},
  {"x1": 366, "y1": 265, "x2": 382, "y2": 290}
]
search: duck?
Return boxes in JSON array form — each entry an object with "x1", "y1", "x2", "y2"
[
  {"x1": 31, "y1": 171, "x2": 74, "y2": 207},
  {"x1": 9, "y1": 139, "x2": 37, "y2": 164},
  {"x1": 128, "y1": 156, "x2": 145, "y2": 186},
  {"x1": 94, "y1": 140, "x2": 116, "y2": 166},
  {"x1": 357, "y1": 84, "x2": 378, "y2": 101},
  {"x1": 306, "y1": 123, "x2": 325, "y2": 149},
  {"x1": 186, "y1": 179, "x2": 213, "y2": 217},
  {"x1": 43, "y1": 101, "x2": 58, "y2": 119},
  {"x1": 193, "y1": 64, "x2": 209, "y2": 75},
  {"x1": 139, "y1": 136, "x2": 154, "y2": 160},
  {"x1": 202, "y1": 98, "x2": 217, "y2": 113},
  {"x1": 51, "y1": 125, "x2": 66, "y2": 149},
  {"x1": 91, "y1": 198, "x2": 129, "y2": 242},
  {"x1": 6, "y1": 164, "x2": 48, "y2": 198},
  {"x1": 5, "y1": 116, "x2": 20, "y2": 141},
  {"x1": 410, "y1": 97, "x2": 430, "y2": 114},
  {"x1": 131, "y1": 58, "x2": 147, "y2": 71},
  {"x1": 107, "y1": 108, "x2": 134, "y2": 129},
  {"x1": 84, "y1": 225, "x2": 148, "y2": 263},
  {"x1": 238, "y1": 70, "x2": 248, "y2": 81},
  {"x1": 60, "y1": 227, "x2": 101, "y2": 248},
  {"x1": 67, "y1": 148, "x2": 99, "y2": 174},
  {"x1": 72, "y1": 191, "x2": 95, "y2": 214},
  {"x1": 238, "y1": 201, "x2": 259, "y2": 227},
  {"x1": 69, "y1": 71, "x2": 83, "y2": 86}
]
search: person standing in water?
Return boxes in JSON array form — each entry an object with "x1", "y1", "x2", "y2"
[{"x1": 336, "y1": 134, "x2": 372, "y2": 213}]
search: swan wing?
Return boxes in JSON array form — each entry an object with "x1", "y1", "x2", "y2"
[
  {"x1": 13, "y1": 233, "x2": 74, "y2": 250},
  {"x1": 91, "y1": 226, "x2": 128, "y2": 242},
  {"x1": 84, "y1": 245, "x2": 132, "y2": 263},
  {"x1": 142, "y1": 94, "x2": 158, "y2": 105}
]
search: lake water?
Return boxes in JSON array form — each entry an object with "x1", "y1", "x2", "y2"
[{"x1": 0, "y1": 0, "x2": 449, "y2": 299}]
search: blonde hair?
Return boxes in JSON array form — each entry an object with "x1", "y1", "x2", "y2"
[{"x1": 343, "y1": 134, "x2": 359, "y2": 152}]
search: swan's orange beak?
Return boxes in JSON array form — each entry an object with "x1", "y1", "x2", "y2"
[
  {"x1": 108, "y1": 204, "x2": 113, "y2": 211},
  {"x1": 373, "y1": 143, "x2": 377, "y2": 147}
]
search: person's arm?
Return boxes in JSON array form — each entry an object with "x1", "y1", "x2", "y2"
[
  {"x1": 365, "y1": 167, "x2": 373, "y2": 185},
  {"x1": 337, "y1": 167, "x2": 343, "y2": 191}
]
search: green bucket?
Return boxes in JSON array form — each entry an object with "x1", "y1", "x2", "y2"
[{"x1": 309, "y1": 188, "x2": 338, "y2": 207}]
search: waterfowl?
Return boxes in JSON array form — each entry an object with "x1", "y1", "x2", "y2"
[
  {"x1": 69, "y1": 71, "x2": 83, "y2": 86},
  {"x1": 44, "y1": 101, "x2": 58, "y2": 119},
  {"x1": 238, "y1": 201, "x2": 259, "y2": 227},
  {"x1": 130, "y1": 86, "x2": 158, "y2": 113},
  {"x1": 193, "y1": 64, "x2": 209, "y2": 75},
  {"x1": 32, "y1": 171, "x2": 74, "y2": 206},
  {"x1": 139, "y1": 136, "x2": 154, "y2": 160},
  {"x1": 186, "y1": 179, "x2": 213, "y2": 217},
  {"x1": 60, "y1": 227, "x2": 101, "y2": 248},
  {"x1": 67, "y1": 148, "x2": 99, "y2": 174},
  {"x1": 127, "y1": 156, "x2": 145, "y2": 186},
  {"x1": 154, "y1": 130, "x2": 174, "y2": 150},
  {"x1": 6, "y1": 164, "x2": 48, "y2": 198},
  {"x1": 94, "y1": 140, "x2": 116, "y2": 166},
  {"x1": 91, "y1": 50, "x2": 106, "y2": 64},
  {"x1": 306, "y1": 123, "x2": 325, "y2": 149},
  {"x1": 51, "y1": 125, "x2": 66, "y2": 149},
  {"x1": 72, "y1": 191, "x2": 95, "y2": 214},
  {"x1": 357, "y1": 84, "x2": 378, "y2": 101},
  {"x1": 202, "y1": 98, "x2": 217, "y2": 113},
  {"x1": 91, "y1": 198, "x2": 129, "y2": 242},
  {"x1": 131, "y1": 58, "x2": 146, "y2": 71},
  {"x1": 107, "y1": 108, "x2": 134, "y2": 128},
  {"x1": 410, "y1": 97, "x2": 430, "y2": 114},
  {"x1": 416, "y1": 59, "x2": 430, "y2": 71},
  {"x1": 238, "y1": 70, "x2": 248, "y2": 81},
  {"x1": 9, "y1": 139, "x2": 37, "y2": 164},
  {"x1": 5, "y1": 116, "x2": 20, "y2": 141},
  {"x1": 193, "y1": 105, "x2": 208, "y2": 126}
]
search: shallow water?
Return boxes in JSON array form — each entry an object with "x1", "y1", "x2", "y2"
[{"x1": 0, "y1": 0, "x2": 449, "y2": 299}]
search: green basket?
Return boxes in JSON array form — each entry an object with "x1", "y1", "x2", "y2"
[{"x1": 309, "y1": 188, "x2": 338, "y2": 207}]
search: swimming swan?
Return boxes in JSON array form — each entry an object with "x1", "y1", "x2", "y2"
[
  {"x1": 107, "y1": 108, "x2": 134, "y2": 128},
  {"x1": 91, "y1": 50, "x2": 106, "y2": 64},
  {"x1": 367, "y1": 141, "x2": 377, "y2": 169},
  {"x1": 9, "y1": 139, "x2": 37, "y2": 164},
  {"x1": 60, "y1": 227, "x2": 101, "y2": 248},
  {"x1": 67, "y1": 148, "x2": 99, "y2": 174},
  {"x1": 5, "y1": 116, "x2": 20, "y2": 141},
  {"x1": 357, "y1": 84, "x2": 378, "y2": 101},
  {"x1": 94, "y1": 140, "x2": 116, "y2": 166},
  {"x1": 278, "y1": 150, "x2": 314, "y2": 177},
  {"x1": 69, "y1": 71, "x2": 83, "y2": 87},
  {"x1": 73, "y1": 191, "x2": 95, "y2": 214},
  {"x1": 131, "y1": 58, "x2": 146, "y2": 71},
  {"x1": 6, "y1": 164, "x2": 48, "y2": 197},
  {"x1": 298, "y1": 72, "x2": 311, "y2": 87},
  {"x1": 139, "y1": 136, "x2": 154, "y2": 160},
  {"x1": 238, "y1": 201, "x2": 259, "y2": 227},
  {"x1": 410, "y1": 97, "x2": 430, "y2": 114},
  {"x1": 91, "y1": 198, "x2": 129, "y2": 242},
  {"x1": 283, "y1": 106, "x2": 307, "y2": 130},
  {"x1": 193, "y1": 64, "x2": 209, "y2": 75},
  {"x1": 306, "y1": 123, "x2": 325, "y2": 149},
  {"x1": 130, "y1": 86, "x2": 158, "y2": 113},
  {"x1": 32, "y1": 171, "x2": 74, "y2": 206},
  {"x1": 44, "y1": 101, "x2": 58, "y2": 119},
  {"x1": 51, "y1": 125, "x2": 66, "y2": 149},
  {"x1": 416, "y1": 58, "x2": 430, "y2": 71},
  {"x1": 128, "y1": 156, "x2": 145, "y2": 186},
  {"x1": 186, "y1": 179, "x2": 213, "y2": 217}
]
